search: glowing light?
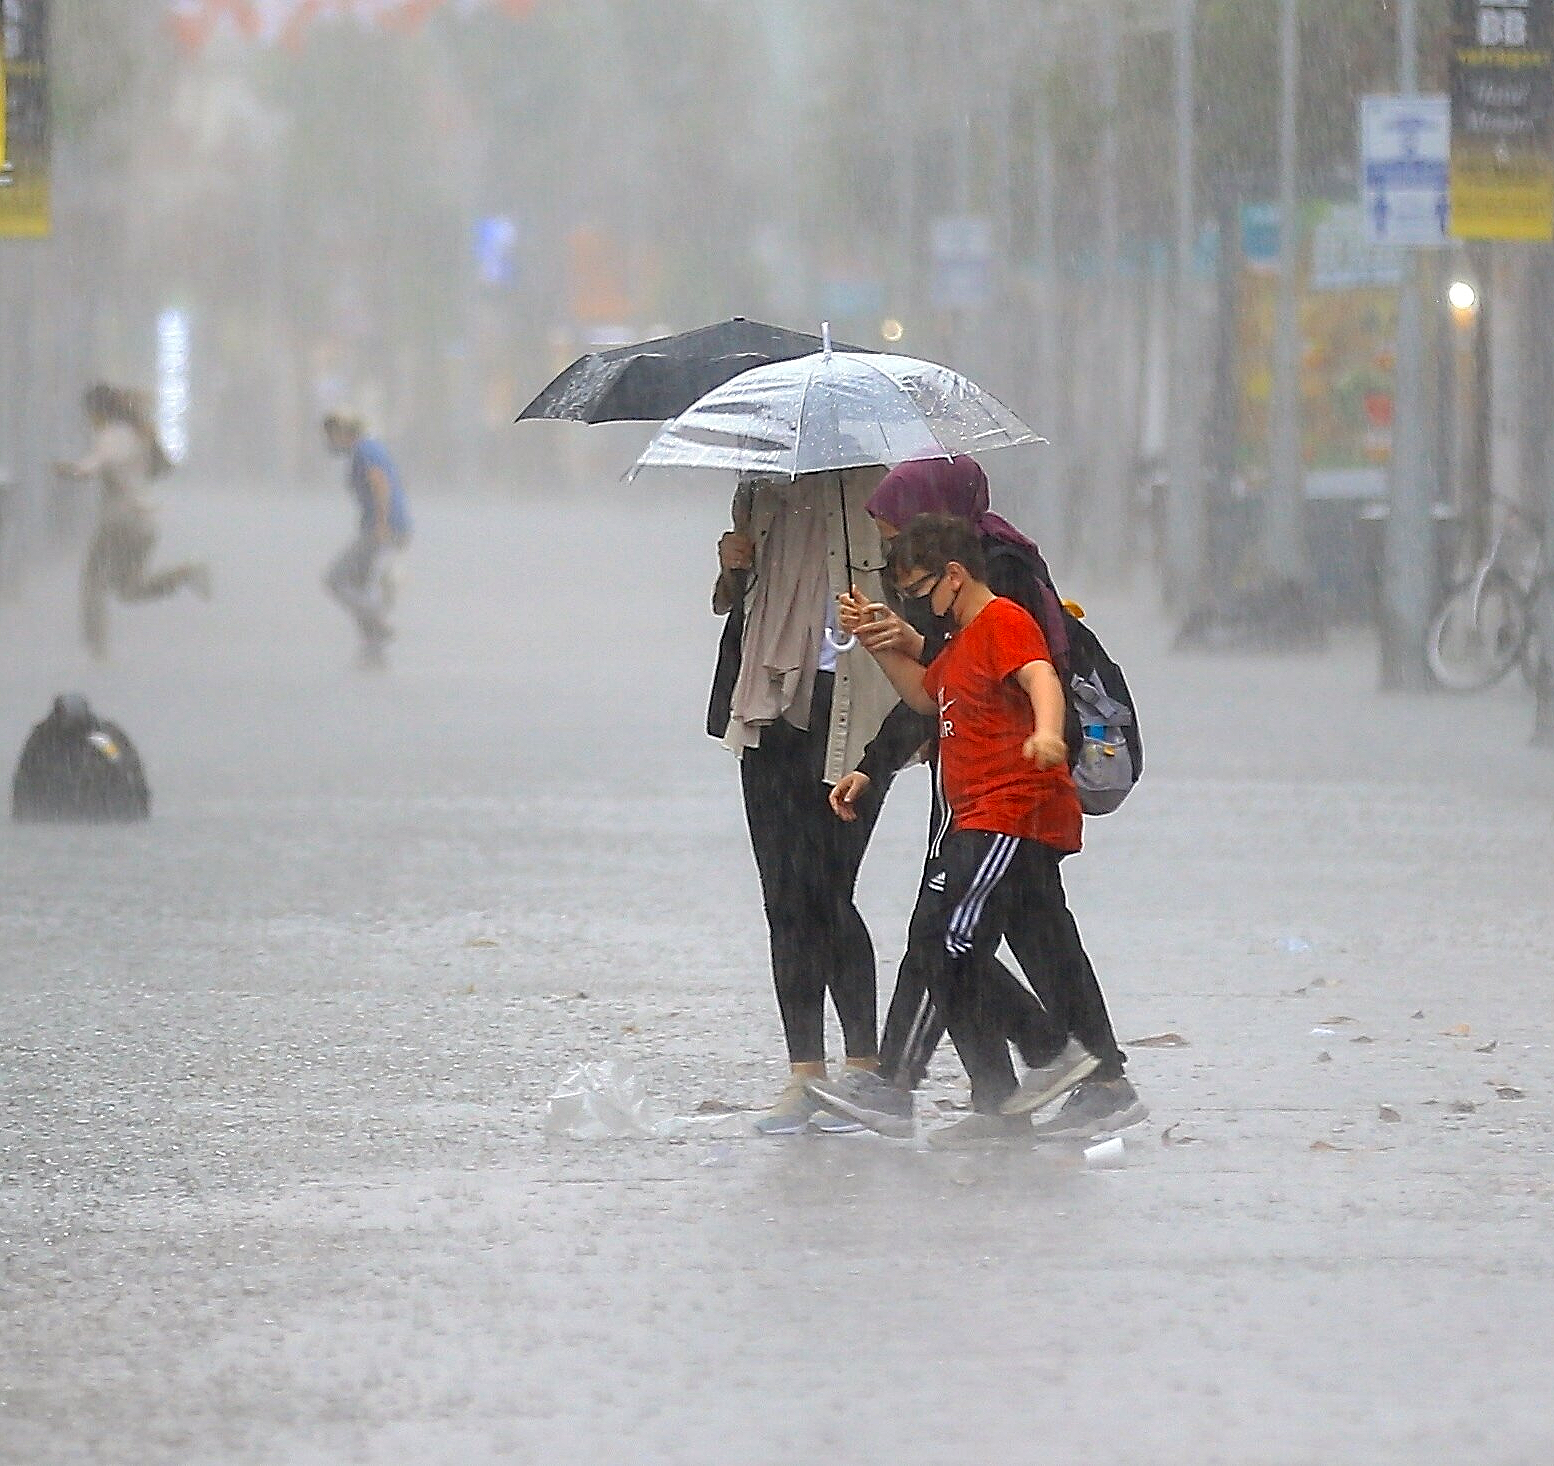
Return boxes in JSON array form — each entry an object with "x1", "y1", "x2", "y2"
[
  {"x1": 1448, "y1": 279, "x2": 1478, "y2": 313},
  {"x1": 156, "y1": 308, "x2": 191, "y2": 465},
  {"x1": 880, "y1": 317, "x2": 904, "y2": 344}
]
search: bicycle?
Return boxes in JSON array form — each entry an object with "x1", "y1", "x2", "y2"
[{"x1": 1426, "y1": 498, "x2": 1547, "y2": 693}]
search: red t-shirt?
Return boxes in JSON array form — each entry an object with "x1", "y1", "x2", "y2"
[{"x1": 922, "y1": 596, "x2": 1083, "y2": 852}]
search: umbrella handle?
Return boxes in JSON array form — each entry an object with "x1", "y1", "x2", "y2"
[{"x1": 825, "y1": 627, "x2": 857, "y2": 654}]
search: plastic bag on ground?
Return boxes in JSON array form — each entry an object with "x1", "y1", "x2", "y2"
[{"x1": 543, "y1": 1058, "x2": 688, "y2": 1140}]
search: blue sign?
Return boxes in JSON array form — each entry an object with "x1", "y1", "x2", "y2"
[
  {"x1": 472, "y1": 214, "x2": 520, "y2": 287},
  {"x1": 1360, "y1": 95, "x2": 1450, "y2": 247}
]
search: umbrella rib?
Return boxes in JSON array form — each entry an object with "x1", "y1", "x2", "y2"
[{"x1": 790, "y1": 355, "x2": 824, "y2": 479}]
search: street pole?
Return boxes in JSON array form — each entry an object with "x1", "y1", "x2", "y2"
[
  {"x1": 1267, "y1": 0, "x2": 1308, "y2": 584},
  {"x1": 1034, "y1": 118, "x2": 1070, "y2": 566},
  {"x1": 1381, "y1": 0, "x2": 1435, "y2": 690},
  {"x1": 1537, "y1": 260, "x2": 1554, "y2": 741},
  {"x1": 1166, "y1": 0, "x2": 1204, "y2": 607},
  {"x1": 1093, "y1": 1, "x2": 1129, "y2": 581}
]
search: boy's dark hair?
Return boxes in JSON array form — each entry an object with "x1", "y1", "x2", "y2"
[{"x1": 888, "y1": 512, "x2": 987, "y2": 583}]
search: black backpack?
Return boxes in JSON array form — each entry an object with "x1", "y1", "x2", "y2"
[
  {"x1": 1061, "y1": 610, "x2": 1143, "y2": 815},
  {"x1": 12, "y1": 694, "x2": 151, "y2": 823}
]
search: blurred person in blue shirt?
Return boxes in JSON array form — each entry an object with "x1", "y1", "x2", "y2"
[{"x1": 322, "y1": 412, "x2": 410, "y2": 668}]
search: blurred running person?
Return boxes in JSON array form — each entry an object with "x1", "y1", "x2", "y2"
[
  {"x1": 56, "y1": 383, "x2": 210, "y2": 661},
  {"x1": 322, "y1": 412, "x2": 411, "y2": 668}
]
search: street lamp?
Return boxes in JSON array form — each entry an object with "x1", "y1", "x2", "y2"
[{"x1": 1447, "y1": 279, "x2": 1479, "y2": 315}]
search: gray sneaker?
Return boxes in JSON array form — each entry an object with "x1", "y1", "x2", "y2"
[
  {"x1": 1030, "y1": 1076, "x2": 1149, "y2": 1141},
  {"x1": 804, "y1": 1069, "x2": 914, "y2": 1139},
  {"x1": 999, "y1": 1037, "x2": 1101, "y2": 1116},
  {"x1": 925, "y1": 1111, "x2": 1032, "y2": 1149}
]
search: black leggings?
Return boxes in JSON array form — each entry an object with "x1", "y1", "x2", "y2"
[{"x1": 739, "y1": 677, "x2": 885, "y2": 1065}]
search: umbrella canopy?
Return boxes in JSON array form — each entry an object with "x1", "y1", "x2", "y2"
[
  {"x1": 516, "y1": 317, "x2": 868, "y2": 424},
  {"x1": 628, "y1": 348, "x2": 1042, "y2": 480}
]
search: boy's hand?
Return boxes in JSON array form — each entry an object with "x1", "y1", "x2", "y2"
[
  {"x1": 1023, "y1": 730, "x2": 1068, "y2": 770},
  {"x1": 828, "y1": 770, "x2": 872, "y2": 821}
]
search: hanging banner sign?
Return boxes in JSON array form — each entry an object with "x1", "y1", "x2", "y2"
[
  {"x1": 166, "y1": 0, "x2": 536, "y2": 54},
  {"x1": 1449, "y1": 0, "x2": 1554, "y2": 240},
  {"x1": 1, "y1": 0, "x2": 50, "y2": 237},
  {"x1": 1361, "y1": 95, "x2": 1451, "y2": 246}
]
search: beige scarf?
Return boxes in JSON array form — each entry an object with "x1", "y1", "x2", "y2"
[{"x1": 724, "y1": 477, "x2": 832, "y2": 754}]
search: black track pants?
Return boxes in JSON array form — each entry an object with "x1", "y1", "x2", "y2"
[{"x1": 923, "y1": 829, "x2": 1125, "y2": 1111}]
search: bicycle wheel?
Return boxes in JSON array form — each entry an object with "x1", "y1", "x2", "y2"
[{"x1": 1426, "y1": 570, "x2": 1529, "y2": 691}]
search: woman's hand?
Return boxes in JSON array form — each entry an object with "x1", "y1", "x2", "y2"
[
  {"x1": 839, "y1": 585, "x2": 925, "y2": 659},
  {"x1": 1023, "y1": 730, "x2": 1068, "y2": 770},
  {"x1": 828, "y1": 770, "x2": 872, "y2": 822},
  {"x1": 718, "y1": 532, "x2": 754, "y2": 574},
  {"x1": 836, "y1": 587, "x2": 876, "y2": 635}
]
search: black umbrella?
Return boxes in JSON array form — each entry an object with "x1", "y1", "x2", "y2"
[{"x1": 515, "y1": 317, "x2": 869, "y2": 424}]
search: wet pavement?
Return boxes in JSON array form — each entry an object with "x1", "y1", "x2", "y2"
[{"x1": 3, "y1": 486, "x2": 1553, "y2": 1465}]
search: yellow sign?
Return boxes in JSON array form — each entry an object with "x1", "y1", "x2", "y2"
[
  {"x1": 1450, "y1": 154, "x2": 1554, "y2": 240},
  {"x1": 0, "y1": 0, "x2": 50, "y2": 238},
  {"x1": 1449, "y1": 0, "x2": 1554, "y2": 241}
]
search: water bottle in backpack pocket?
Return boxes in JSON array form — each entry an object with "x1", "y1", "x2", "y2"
[
  {"x1": 1069, "y1": 672, "x2": 1135, "y2": 815},
  {"x1": 1060, "y1": 608, "x2": 1143, "y2": 816}
]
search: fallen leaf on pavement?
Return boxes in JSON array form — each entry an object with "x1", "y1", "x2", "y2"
[
  {"x1": 1351, "y1": 1034, "x2": 1375, "y2": 1045},
  {"x1": 1475, "y1": 1040, "x2": 1497, "y2": 1053},
  {"x1": 1442, "y1": 1023, "x2": 1471, "y2": 1037},
  {"x1": 1322, "y1": 1015, "x2": 1355, "y2": 1025},
  {"x1": 1310, "y1": 1140, "x2": 1352, "y2": 1153},
  {"x1": 1449, "y1": 1100, "x2": 1477, "y2": 1114},
  {"x1": 1378, "y1": 1105, "x2": 1401, "y2": 1122},
  {"x1": 694, "y1": 1098, "x2": 750, "y2": 1114},
  {"x1": 464, "y1": 937, "x2": 500, "y2": 948},
  {"x1": 1411, "y1": 1010, "x2": 1426, "y2": 1019},
  {"x1": 1127, "y1": 1032, "x2": 1189, "y2": 1048},
  {"x1": 1161, "y1": 1123, "x2": 1200, "y2": 1146}
]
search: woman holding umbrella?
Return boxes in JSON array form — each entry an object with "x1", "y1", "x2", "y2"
[
  {"x1": 710, "y1": 466, "x2": 900, "y2": 1134},
  {"x1": 623, "y1": 329, "x2": 1043, "y2": 1133}
]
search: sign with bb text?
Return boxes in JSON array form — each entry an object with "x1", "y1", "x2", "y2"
[
  {"x1": 1450, "y1": 0, "x2": 1554, "y2": 240},
  {"x1": 0, "y1": 0, "x2": 50, "y2": 238}
]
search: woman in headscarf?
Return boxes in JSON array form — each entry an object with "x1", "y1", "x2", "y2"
[
  {"x1": 56, "y1": 383, "x2": 210, "y2": 660},
  {"x1": 709, "y1": 465, "x2": 899, "y2": 1134},
  {"x1": 806, "y1": 455, "x2": 1142, "y2": 1141}
]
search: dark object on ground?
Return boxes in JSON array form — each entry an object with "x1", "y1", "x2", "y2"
[
  {"x1": 11, "y1": 694, "x2": 150, "y2": 823},
  {"x1": 517, "y1": 317, "x2": 867, "y2": 424},
  {"x1": 1174, "y1": 579, "x2": 1327, "y2": 653}
]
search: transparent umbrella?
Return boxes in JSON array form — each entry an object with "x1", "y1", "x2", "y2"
[{"x1": 627, "y1": 330, "x2": 1042, "y2": 479}]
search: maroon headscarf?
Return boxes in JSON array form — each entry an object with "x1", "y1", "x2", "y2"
[
  {"x1": 869, "y1": 454, "x2": 1069, "y2": 671},
  {"x1": 865, "y1": 455, "x2": 1040, "y2": 554}
]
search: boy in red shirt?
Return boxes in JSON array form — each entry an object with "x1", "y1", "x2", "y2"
[{"x1": 841, "y1": 513, "x2": 1128, "y2": 1145}]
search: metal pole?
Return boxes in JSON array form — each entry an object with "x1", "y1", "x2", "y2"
[
  {"x1": 1381, "y1": 0, "x2": 1434, "y2": 689},
  {"x1": 1166, "y1": 0, "x2": 1204, "y2": 606},
  {"x1": 1267, "y1": 0, "x2": 1308, "y2": 582},
  {"x1": 1093, "y1": 0, "x2": 1129, "y2": 581},
  {"x1": 1034, "y1": 117, "x2": 1070, "y2": 566},
  {"x1": 1536, "y1": 252, "x2": 1554, "y2": 743}
]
